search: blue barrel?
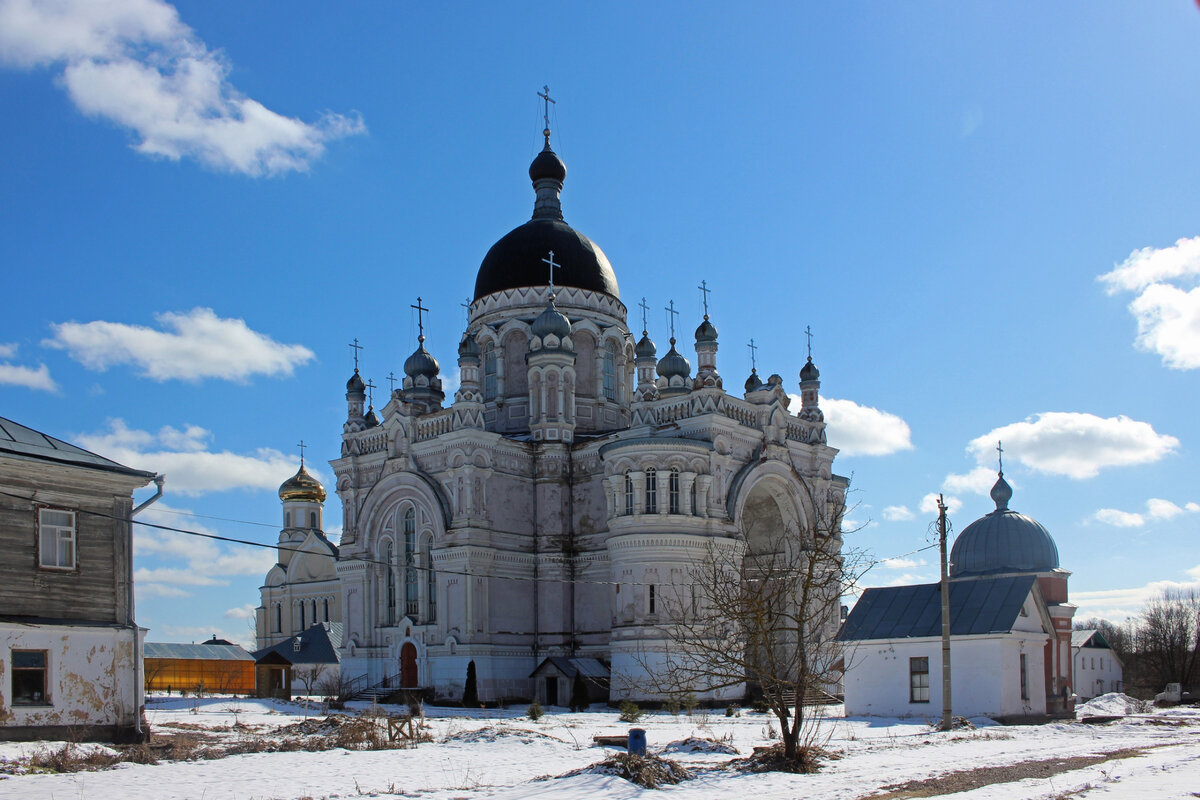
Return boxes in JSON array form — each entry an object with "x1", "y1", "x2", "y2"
[{"x1": 627, "y1": 727, "x2": 647, "y2": 755}]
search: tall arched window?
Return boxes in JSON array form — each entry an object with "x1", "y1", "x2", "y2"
[
  {"x1": 602, "y1": 341, "x2": 617, "y2": 401},
  {"x1": 323, "y1": 598, "x2": 330, "y2": 622},
  {"x1": 483, "y1": 342, "x2": 498, "y2": 401},
  {"x1": 311, "y1": 599, "x2": 318, "y2": 624},
  {"x1": 284, "y1": 511, "x2": 291, "y2": 528},
  {"x1": 645, "y1": 468, "x2": 658, "y2": 514},
  {"x1": 404, "y1": 508, "x2": 418, "y2": 617},
  {"x1": 310, "y1": 511, "x2": 317, "y2": 528},
  {"x1": 385, "y1": 542, "x2": 396, "y2": 624},
  {"x1": 299, "y1": 601, "x2": 305, "y2": 631},
  {"x1": 274, "y1": 603, "x2": 282, "y2": 633},
  {"x1": 425, "y1": 537, "x2": 437, "y2": 622},
  {"x1": 669, "y1": 469, "x2": 681, "y2": 514},
  {"x1": 624, "y1": 472, "x2": 634, "y2": 516}
]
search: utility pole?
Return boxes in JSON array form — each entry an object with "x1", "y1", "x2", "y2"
[{"x1": 938, "y1": 493, "x2": 952, "y2": 729}]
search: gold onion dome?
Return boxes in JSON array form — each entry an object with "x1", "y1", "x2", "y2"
[{"x1": 279, "y1": 463, "x2": 326, "y2": 503}]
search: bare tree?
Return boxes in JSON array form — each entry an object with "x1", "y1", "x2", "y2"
[
  {"x1": 294, "y1": 663, "x2": 330, "y2": 697},
  {"x1": 143, "y1": 658, "x2": 168, "y2": 692},
  {"x1": 637, "y1": 475, "x2": 863, "y2": 764},
  {"x1": 1139, "y1": 588, "x2": 1200, "y2": 691}
]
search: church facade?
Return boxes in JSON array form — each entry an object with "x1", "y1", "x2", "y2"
[{"x1": 329, "y1": 125, "x2": 845, "y2": 703}]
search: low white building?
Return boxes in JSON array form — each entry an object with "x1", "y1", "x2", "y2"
[
  {"x1": 1072, "y1": 629, "x2": 1123, "y2": 700},
  {"x1": 841, "y1": 575, "x2": 1055, "y2": 721}
]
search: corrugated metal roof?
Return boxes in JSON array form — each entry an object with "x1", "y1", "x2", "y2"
[
  {"x1": 0, "y1": 416, "x2": 155, "y2": 479},
  {"x1": 838, "y1": 575, "x2": 1037, "y2": 641},
  {"x1": 144, "y1": 642, "x2": 255, "y2": 661}
]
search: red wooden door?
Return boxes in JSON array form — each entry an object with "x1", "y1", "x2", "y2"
[{"x1": 401, "y1": 642, "x2": 418, "y2": 687}]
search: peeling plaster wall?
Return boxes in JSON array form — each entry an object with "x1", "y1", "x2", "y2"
[{"x1": 0, "y1": 622, "x2": 142, "y2": 738}]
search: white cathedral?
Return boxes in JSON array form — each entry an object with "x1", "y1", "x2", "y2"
[{"x1": 259, "y1": 119, "x2": 846, "y2": 704}]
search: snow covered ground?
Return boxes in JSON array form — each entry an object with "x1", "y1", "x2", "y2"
[{"x1": 0, "y1": 693, "x2": 1196, "y2": 799}]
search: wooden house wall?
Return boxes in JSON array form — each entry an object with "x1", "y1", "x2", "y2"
[{"x1": 144, "y1": 657, "x2": 256, "y2": 695}]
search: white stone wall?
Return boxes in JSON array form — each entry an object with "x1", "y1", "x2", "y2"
[
  {"x1": 0, "y1": 622, "x2": 142, "y2": 735},
  {"x1": 1074, "y1": 647, "x2": 1123, "y2": 699},
  {"x1": 843, "y1": 633, "x2": 1049, "y2": 720}
]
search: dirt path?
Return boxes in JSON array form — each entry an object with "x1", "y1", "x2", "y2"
[{"x1": 860, "y1": 746, "x2": 1149, "y2": 799}]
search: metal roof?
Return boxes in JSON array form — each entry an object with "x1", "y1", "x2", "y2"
[
  {"x1": 251, "y1": 622, "x2": 342, "y2": 665},
  {"x1": 529, "y1": 656, "x2": 610, "y2": 679},
  {"x1": 1072, "y1": 629, "x2": 1114, "y2": 649},
  {"x1": 144, "y1": 642, "x2": 254, "y2": 661},
  {"x1": 838, "y1": 575, "x2": 1038, "y2": 641},
  {"x1": 0, "y1": 416, "x2": 155, "y2": 479}
]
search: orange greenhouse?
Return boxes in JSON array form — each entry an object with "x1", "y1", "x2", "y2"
[{"x1": 144, "y1": 639, "x2": 256, "y2": 695}]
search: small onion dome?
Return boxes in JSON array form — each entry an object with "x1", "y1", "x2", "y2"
[
  {"x1": 800, "y1": 357, "x2": 820, "y2": 382},
  {"x1": 279, "y1": 463, "x2": 326, "y2": 504},
  {"x1": 657, "y1": 338, "x2": 692, "y2": 379},
  {"x1": 404, "y1": 338, "x2": 440, "y2": 379},
  {"x1": 531, "y1": 297, "x2": 572, "y2": 340},
  {"x1": 695, "y1": 317, "x2": 718, "y2": 344},
  {"x1": 458, "y1": 330, "x2": 481, "y2": 361},
  {"x1": 949, "y1": 473, "x2": 1060, "y2": 578},
  {"x1": 529, "y1": 140, "x2": 567, "y2": 184},
  {"x1": 364, "y1": 406, "x2": 380, "y2": 428},
  {"x1": 346, "y1": 370, "x2": 366, "y2": 397},
  {"x1": 635, "y1": 332, "x2": 657, "y2": 361},
  {"x1": 745, "y1": 369, "x2": 764, "y2": 392}
]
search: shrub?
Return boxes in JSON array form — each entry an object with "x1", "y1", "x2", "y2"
[
  {"x1": 528, "y1": 699, "x2": 544, "y2": 721},
  {"x1": 664, "y1": 695, "x2": 681, "y2": 715},
  {"x1": 682, "y1": 692, "x2": 699, "y2": 716},
  {"x1": 462, "y1": 661, "x2": 478, "y2": 708},
  {"x1": 725, "y1": 703, "x2": 739, "y2": 717},
  {"x1": 618, "y1": 700, "x2": 643, "y2": 723},
  {"x1": 751, "y1": 699, "x2": 769, "y2": 713}
]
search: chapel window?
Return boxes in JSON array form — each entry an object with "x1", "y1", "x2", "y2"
[
  {"x1": 274, "y1": 603, "x2": 282, "y2": 633},
  {"x1": 404, "y1": 508, "x2": 418, "y2": 618},
  {"x1": 645, "y1": 468, "x2": 657, "y2": 514},
  {"x1": 12, "y1": 650, "x2": 48, "y2": 705},
  {"x1": 299, "y1": 602, "x2": 305, "y2": 631},
  {"x1": 323, "y1": 598, "x2": 330, "y2": 623},
  {"x1": 285, "y1": 511, "x2": 291, "y2": 528},
  {"x1": 310, "y1": 511, "x2": 317, "y2": 528},
  {"x1": 483, "y1": 343, "x2": 498, "y2": 401},
  {"x1": 311, "y1": 599, "x2": 318, "y2": 624},
  {"x1": 38, "y1": 508, "x2": 75, "y2": 570},
  {"x1": 909, "y1": 656, "x2": 929, "y2": 703},
  {"x1": 624, "y1": 472, "x2": 634, "y2": 516},
  {"x1": 1020, "y1": 653, "x2": 1029, "y2": 700},
  {"x1": 426, "y1": 542, "x2": 437, "y2": 623},
  {"x1": 669, "y1": 469, "x2": 681, "y2": 514},
  {"x1": 385, "y1": 542, "x2": 397, "y2": 624},
  {"x1": 648, "y1": 584, "x2": 656, "y2": 615},
  {"x1": 602, "y1": 341, "x2": 617, "y2": 401}
]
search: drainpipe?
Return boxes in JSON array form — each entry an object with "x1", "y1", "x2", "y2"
[{"x1": 129, "y1": 474, "x2": 165, "y2": 739}]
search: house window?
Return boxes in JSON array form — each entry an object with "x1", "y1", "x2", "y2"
[
  {"x1": 12, "y1": 650, "x2": 48, "y2": 705},
  {"x1": 648, "y1": 585, "x2": 656, "y2": 615},
  {"x1": 39, "y1": 508, "x2": 75, "y2": 570},
  {"x1": 602, "y1": 342, "x2": 617, "y2": 401},
  {"x1": 669, "y1": 469, "x2": 681, "y2": 514},
  {"x1": 404, "y1": 509, "x2": 418, "y2": 618},
  {"x1": 624, "y1": 472, "x2": 634, "y2": 516},
  {"x1": 909, "y1": 657, "x2": 930, "y2": 703},
  {"x1": 483, "y1": 343, "x2": 497, "y2": 401},
  {"x1": 1020, "y1": 653, "x2": 1029, "y2": 700},
  {"x1": 645, "y1": 468, "x2": 657, "y2": 514}
]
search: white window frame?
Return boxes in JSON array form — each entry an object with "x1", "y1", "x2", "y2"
[{"x1": 38, "y1": 508, "x2": 76, "y2": 570}]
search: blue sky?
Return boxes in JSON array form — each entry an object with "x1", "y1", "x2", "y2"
[{"x1": 3, "y1": 1, "x2": 1199, "y2": 646}]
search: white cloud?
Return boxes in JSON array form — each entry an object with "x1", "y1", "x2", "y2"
[
  {"x1": 1073, "y1": 565, "x2": 1200, "y2": 623},
  {"x1": 966, "y1": 412, "x2": 1178, "y2": 480},
  {"x1": 881, "y1": 505, "x2": 914, "y2": 522},
  {"x1": 224, "y1": 603, "x2": 258, "y2": 621},
  {"x1": 0, "y1": 0, "x2": 364, "y2": 176},
  {"x1": 78, "y1": 418, "x2": 310, "y2": 495},
  {"x1": 1091, "y1": 508, "x2": 1145, "y2": 528},
  {"x1": 1090, "y1": 497, "x2": 1199, "y2": 528},
  {"x1": 920, "y1": 492, "x2": 961, "y2": 516},
  {"x1": 138, "y1": 583, "x2": 190, "y2": 599},
  {"x1": 0, "y1": 361, "x2": 57, "y2": 392},
  {"x1": 942, "y1": 466, "x2": 1001, "y2": 496},
  {"x1": 806, "y1": 395, "x2": 913, "y2": 457},
  {"x1": 0, "y1": 342, "x2": 16, "y2": 358},
  {"x1": 881, "y1": 557, "x2": 927, "y2": 570},
  {"x1": 1099, "y1": 237, "x2": 1200, "y2": 370},
  {"x1": 46, "y1": 307, "x2": 314, "y2": 382}
]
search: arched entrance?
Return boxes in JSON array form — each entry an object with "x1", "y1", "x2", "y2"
[{"x1": 400, "y1": 642, "x2": 418, "y2": 688}]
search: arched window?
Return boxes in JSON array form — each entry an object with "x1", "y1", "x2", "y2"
[
  {"x1": 311, "y1": 599, "x2": 318, "y2": 624},
  {"x1": 669, "y1": 469, "x2": 681, "y2": 514},
  {"x1": 404, "y1": 508, "x2": 418, "y2": 617},
  {"x1": 425, "y1": 540, "x2": 437, "y2": 622},
  {"x1": 645, "y1": 468, "x2": 658, "y2": 514},
  {"x1": 309, "y1": 511, "x2": 317, "y2": 528},
  {"x1": 624, "y1": 472, "x2": 634, "y2": 516},
  {"x1": 483, "y1": 342, "x2": 498, "y2": 401},
  {"x1": 602, "y1": 341, "x2": 617, "y2": 401},
  {"x1": 385, "y1": 542, "x2": 396, "y2": 624},
  {"x1": 274, "y1": 603, "x2": 282, "y2": 633},
  {"x1": 298, "y1": 601, "x2": 305, "y2": 631},
  {"x1": 284, "y1": 510, "x2": 291, "y2": 528},
  {"x1": 323, "y1": 598, "x2": 330, "y2": 622}
]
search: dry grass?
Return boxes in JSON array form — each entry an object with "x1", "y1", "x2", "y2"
[
  {"x1": 730, "y1": 742, "x2": 829, "y2": 774},
  {"x1": 555, "y1": 751, "x2": 693, "y2": 788}
]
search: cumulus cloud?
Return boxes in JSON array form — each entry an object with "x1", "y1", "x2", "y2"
[
  {"x1": 134, "y1": 501, "x2": 276, "y2": 599},
  {"x1": 1091, "y1": 497, "x2": 1200, "y2": 528},
  {"x1": 224, "y1": 603, "x2": 258, "y2": 621},
  {"x1": 1072, "y1": 565, "x2": 1200, "y2": 623},
  {"x1": 881, "y1": 505, "x2": 915, "y2": 522},
  {"x1": 920, "y1": 492, "x2": 961, "y2": 516},
  {"x1": 77, "y1": 418, "x2": 310, "y2": 495},
  {"x1": 942, "y1": 465, "x2": 1002, "y2": 496},
  {"x1": 46, "y1": 308, "x2": 314, "y2": 382},
  {"x1": 0, "y1": 0, "x2": 364, "y2": 176},
  {"x1": 0, "y1": 361, "x2": 57, "y2": 392},
  {"x1": 805, "y1": 395, "x2": 913, "y2": 457},
  {"x1": 1099, "y1": 237, "x2": 1200, "y2": 370},
  {"x1": 881, "y1": 557, "x2": 927, "y2": 570},
  {"x1": 966, "y1": 412, "x2": 1177, "y2": 480}
]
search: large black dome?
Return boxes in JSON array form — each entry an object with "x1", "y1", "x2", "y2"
[{"x1": 473, "y1": 217, "x2": 619, "y2": 301}]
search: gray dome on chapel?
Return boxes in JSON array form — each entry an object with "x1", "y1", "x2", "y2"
[
  {"x1": 346, "y1": 370, "x2": 366, "y2": 396},
  {"x1": 800, "y1": 357, "x2": 820, "y2": 382},
  {"x1": 635, "y1": 332, "x2": 657, "y2": 361},
  {"x1": 404, "y1": 341, "x2": 440, "y2": 379},
  {"x1": 695, "y1": 317, "x2": 718, "y2": 344},
  {"x1": 657, "y1": 339, "x2": 691, "y2": 379},
  {"x1": 949, "y1": 473, "x2": 1060, "y2": 578},
  {"x1": 531, "y1": 297, "x2": 572, "y2": 340}
]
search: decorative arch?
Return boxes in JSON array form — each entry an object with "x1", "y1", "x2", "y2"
[
  {"x1": 727, "y1": 459, "x2": 812, "y2": 537},
  {"x1": 356, "y1": 469, "x2": 452, "y2": 539}
]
